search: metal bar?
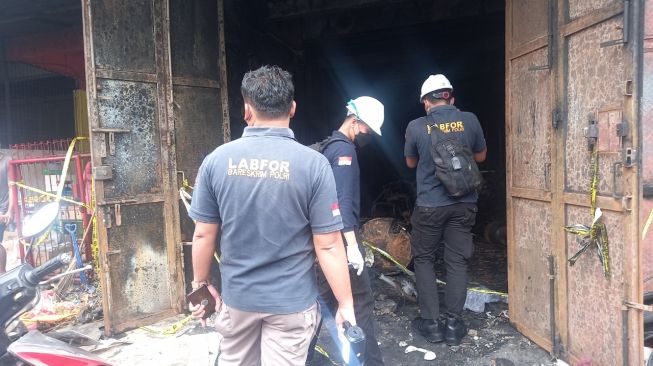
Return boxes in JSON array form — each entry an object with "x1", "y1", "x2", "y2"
[
  {"x1": 95, "y1": 69, "x2": 158, "y2": 83},
  {"x1": 624, "y1": 301, "x2": 653, "y2": 312},
  {"x1": 171, "y1": 77, "x2": 220, "y2": 89},
  {"x1": 548, "y1": 255, "x2": 558, "y2": 358},
  {"x1": 509, "y1": 35, "x2": 549, "y2": 60},
  {"x1": 9, "y1": 154, "x2": 91, "y2": 165},
  {"x1": 561, "y1": 2, "x2": 623, "y2": 37},
  {"x1": 91, "y1": 128, "x2": 131, "y2": 133},
  {"x1": 623, "y1": 0, "x2": 630, "y2": 44}
]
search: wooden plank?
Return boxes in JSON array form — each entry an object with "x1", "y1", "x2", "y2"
[
  {"x1": 562, "y1": 192, "x2": 625, "y2": 212},
  {"x1": 561, "y1": 2, "x2": 623, "y2": 37},
  {"x1": 510, "y1": 35, "x2": 549, "y2": 60},
  {"x1": 510, "y1": 187, "x2": 552, "y2": 202},
  {"x1": 172, "y1": 76, "x2": 220, "y2": 89},
  {"x1": 95, "y1": 69, "x2": 158, "y2": 83}
]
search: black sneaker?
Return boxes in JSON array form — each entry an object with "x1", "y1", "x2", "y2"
[
  {"x1": 445, "y1": 315, "x2": 468, "y2": 346},
  {"x1": 411, "y1": 317, "x2": 445, "y2": 343}
]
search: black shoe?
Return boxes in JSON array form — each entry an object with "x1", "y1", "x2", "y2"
[
  {"x1": 411, "y1": 317, "x2": 445, "y2": 343},
  {"x1": 445, "y1": 315, "x2": 468, "y2": 346}
]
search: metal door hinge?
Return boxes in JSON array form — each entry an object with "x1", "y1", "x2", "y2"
[
  {"x1": 584, "y1": 118, "x2": 598, "y2": 150},
  {"x1": 616, "y1": 122, "x2": 629, "y2": 138},
  {"x1": 93, "y1": 165, "x2": 113, "y2": 180},
  {"x1": 624, "y1": 80, "x2": 633, "y2": 96},
  {"x1": 622, "y1": 147, "x2": 636, "y2": 168}
]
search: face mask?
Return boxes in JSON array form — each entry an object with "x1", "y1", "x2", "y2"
[{"x1": 355, "y1": 132, "x2": 372, "y2": 148}]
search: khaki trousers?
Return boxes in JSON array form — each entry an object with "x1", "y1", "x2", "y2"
[{"x1": 215, "y1": 302, "x2": 320, "y2": 366}]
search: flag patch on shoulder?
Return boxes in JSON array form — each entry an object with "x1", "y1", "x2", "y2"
[
  {"x1": 338, "y1": 156, "x2": 352, "y2": 166},
  {"x1": 331, "y1": 203, "x2": 341, "y2": 217}
]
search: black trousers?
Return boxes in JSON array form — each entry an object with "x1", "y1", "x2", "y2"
[
  {"x1": 410, "y1": 203, "x2": 477, "y2": 319},
  {"x1": 308, "y1": 243, "x2": 384, "y2": 366}
]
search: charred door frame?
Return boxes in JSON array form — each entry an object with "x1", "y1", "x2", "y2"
[
  {"x1": 82, "y1": 0, "x2": 184, "y2": 334},
  {"x1": 82, "y1": 0, "x2": 231, "y2": 335},
  {"x1": 507, "y1": 0, "x2": 644, "y2": 364}
]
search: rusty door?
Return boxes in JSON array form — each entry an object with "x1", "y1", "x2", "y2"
[
  {"x1": 81, "y1": 0, "x2": 229, "y2": 334},
  {"x1": 506, "y1": 1, "x2": 643, "y2": 365}
]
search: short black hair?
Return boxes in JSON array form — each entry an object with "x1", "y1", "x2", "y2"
[{"x1": 240, "y1": 65, "x2": 294, "y2": 120}]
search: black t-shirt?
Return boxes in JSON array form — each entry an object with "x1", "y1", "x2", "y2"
[{"x1": 404, "y1": 105, "x2": 486, "y2": 207}]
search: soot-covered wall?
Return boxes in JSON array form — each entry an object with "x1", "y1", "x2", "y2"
[{"x1": 224, "y1": 0, "x2": 505, "y2": 224}]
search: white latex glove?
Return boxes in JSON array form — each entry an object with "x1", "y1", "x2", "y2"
[{"x1": 346, "y1": 244, "x2": 365, "y2": 276}]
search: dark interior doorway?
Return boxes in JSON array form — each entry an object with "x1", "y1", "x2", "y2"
[{"x1": 224, "y1": 0, "x2": 506, "y2": 246}]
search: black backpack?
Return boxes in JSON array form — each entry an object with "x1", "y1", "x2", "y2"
[
  {"x1": 309, "y1": 135, "x2": 348, "y2": 153},
  {"x1": 426, "y1": 114, "x2": 482, "y2": 198}
]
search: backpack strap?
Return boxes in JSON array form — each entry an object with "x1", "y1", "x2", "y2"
[
  {"x1": 425, "y1": 113, "x2": 447, "y2": 139},
  {"x1": 312, "y1": 135, "x2": 349, "y2": 153},
  {"x1": 322, "y1": 136, "x2": 349, "y2": 150}
]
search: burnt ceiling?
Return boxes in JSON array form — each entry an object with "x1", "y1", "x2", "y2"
[{"x1": 262, "y1": 0, "x2": 503, "y2": 40}]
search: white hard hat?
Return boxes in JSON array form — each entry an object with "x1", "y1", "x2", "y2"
[
  {"x1": 420, "y1": 74, "x2": 453, "y2": 101},
  {"x1": 346, "y1": 96, "x2": 384, "y2": 136}
]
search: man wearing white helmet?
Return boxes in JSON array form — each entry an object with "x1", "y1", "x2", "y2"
[
  {"x1": 404, "y1": 74, "x2": 487, "y2": 346},
  {"x1": 307, "y1": 96, "x2": 385, "y2": 366}
]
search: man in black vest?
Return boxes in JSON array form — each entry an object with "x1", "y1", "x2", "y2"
[
  {"x1": 404, "y1": 74, "x2": 487, "y2": 346},
  {"x1": 308, "y1": 96, "x2": 385, "y2": 365}
]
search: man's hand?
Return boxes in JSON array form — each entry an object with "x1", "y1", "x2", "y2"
[
  {"x1": 188, "y1": 284, "x2": 222, "y2": 327},
  {"x1": 334, "y1": 305, "x2": 356, "y2": 329},
  {"x1": 346, "y1": 244, "x2": 364, "y2": 276},
  {"x1": 0, "y1": 213, "x2": 11, "y2": 225}
]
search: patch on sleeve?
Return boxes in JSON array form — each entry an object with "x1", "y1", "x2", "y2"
[
  {"x1": 331, "y1": 202, "x2": 341, "y2": 217},
  {"x1": 337, "y1": 156, "x2": 352, "y2": 166}
]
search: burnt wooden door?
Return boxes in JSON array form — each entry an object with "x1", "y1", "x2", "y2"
[
  {"x1": 506, "y1": 1, "x2": 644, "y2": 364},
  {"x1": 82, "y1": 0, "x2": 228, "y2": 334}
]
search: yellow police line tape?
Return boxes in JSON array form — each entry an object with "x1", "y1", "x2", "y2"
[
  {"x1": 13, "y1": 137, "x2": 91, "y2": 251},
  {"x1": 564, "y1": 149, "x2": 610, "y2": 278},
  {"x1": 180, "y1": 181, "x2": 220, "y2": 264},
  {"x1": 314, "y1": 344, "x2": 339, "y2": 366},
  {"x1": 141, "y1": 315, "x2": 194, "y2": 336},
  {"x1": 11, "y1": 181, "x2": 90, "y2": 209},
  {"x1": 362, "y1": 240, "x2": 508, "y2": 298},
  {"x1": 643, "y1": 208, "x2": 653, "y2": 241}
]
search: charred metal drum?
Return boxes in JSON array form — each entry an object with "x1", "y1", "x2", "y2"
[{"x1": 360, "y1": 218, "x2": 411, "y2": 274}]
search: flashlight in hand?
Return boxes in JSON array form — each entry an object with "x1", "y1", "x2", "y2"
[{"x1": 342, "y1": 321, "x2": 366, "y2": 366}]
